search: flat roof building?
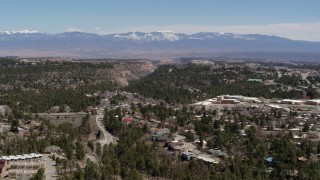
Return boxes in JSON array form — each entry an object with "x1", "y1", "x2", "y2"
[
  {"x1": 306, "y1": 99, "x2": 320, "y2": 106},
  {"x1": 281, "y1": 99, "x2": 305, "y2": 105}
]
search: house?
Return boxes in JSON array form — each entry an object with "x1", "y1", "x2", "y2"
[
  {"x1": 0, "y1": 153, "x2": 42, "y2": 162},
  {"x1": 44, "y1": 145, "x2": 63, "y2": 154},
  {"x1": 281, "y1": 99, "x2": 305, "y2": 105},
  {"x1": 266, "y1": 104, "x2": 282, "y2": 109},
  {"x1": 151, "y1": 128, "x2": 170, "y2": 136},
  {"x1": 266, "y1": 167, "x2": 274, "y2": 173},
  {"x1": 194, "y1": 139, "x2": 207, "y2": 148},
  {"x1": 26, "y1": 120, "x2": 41, "y2": 128},
  {"x1": 90, "y1": 107, "x2": 98, "y2": 115},
  {"x1": 297, "y1": 156, "x2": 307, "y2": 162},
  {"x1": 153, "y1": 134, "x2": 170, "y2": 143},
  {"x1": 181, "y1": 151, "x2": 196, "y2": 161},
  {"x1": 286, "y1": 169, "x2": 299, "y2": 177},
  {"x1": 221, "y1": 99, "x2": 240, "y2": 104},
  {"x1": 168, "y1": 142, "x2": 195, "y2": 154},
  {"x1": 0, "y1": 159, "x2": 8, "y2": 178},
  {"x1": 239, "y1": 130, "x2": 247, "y2": 136},
  {"x1": 196, "y1": 154, "x2": 220, "y2": 164},
  {"x1": 207, "y1": 149, "x2": 229, "y2": 158},
  {"x1": 122, "y1": 117, "x2": 133, "y2": 124},
  {"x1": 265, "y1": 156, "x2": 275, "y2": 164},
  {"x1": 293, "y1": 134, "x2": 307, "y2": 139},
  {"x1": 247, "y1": 79, "x2": 263, "y2": 83}
]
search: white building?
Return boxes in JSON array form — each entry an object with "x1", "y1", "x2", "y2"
[
  {"x1": 306, "y1": 99, "x2": 320, "y2": 106},
  {"x1": 280, "y1": 99, "x2": 305, "y2": 105}
]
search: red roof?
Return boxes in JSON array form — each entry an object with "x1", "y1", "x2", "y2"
[
  {"x1": 298, "y1": 157, "x2": 307, "y2": 161},
  {"x1": 122, "y1": 117, "x2": 133, "y2": 123}
]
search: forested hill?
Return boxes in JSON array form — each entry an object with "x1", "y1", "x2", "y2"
[
  {"x1": 125, "y1": 62, "x2": 317, "y2": 103},
  {"x1": 0, "y1": 59, "x2": 155, "y2": 113}
]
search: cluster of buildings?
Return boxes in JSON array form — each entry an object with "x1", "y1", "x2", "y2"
[
  {"x1": 0, "y1": 153, "x2": 44, "y2": 179},
  {"x1": 280, "y1": 99, "x2": 320, "y2": 106},
  {"x1": 194, "y1": 95, "x2": 262, "y2": 106},
  {"x1": 151, "y1": 128, "x2": 226, "y2": 164},
  {"x1": 194, "y1": 95, "x2": 320, "y2": 107},
  {"x1": 0, "y1": 119, "x2": 43, "y2": 137},
  {"x1": 0, "y1": 153, "x2": 43, "y2": 161}
]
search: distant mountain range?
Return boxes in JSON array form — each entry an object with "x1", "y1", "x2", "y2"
[{"x1": 1, "y1": 31, "x2": 320, "y2": 60}]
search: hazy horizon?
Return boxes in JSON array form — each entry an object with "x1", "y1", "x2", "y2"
[{"x1": 1, "y1": 0, "x2": 319, "y2": 41}]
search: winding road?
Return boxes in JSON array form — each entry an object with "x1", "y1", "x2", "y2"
[
  {"x1": 301, "y1": 72, "x2": 310, "y2": 85},
  {"x1": 95, "y1": 110, "x2": 116, "y2": 146}
]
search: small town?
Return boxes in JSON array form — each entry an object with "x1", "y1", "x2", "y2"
[
  {"x1": 2, "y1": 81, "x2": 320, "y2": 179},
  {"x1": 1, "y1": 1, "x2": 320, "y2": 179},
  {"x1": 2, "y1": 58, "x2": 320, "y2": 179}
]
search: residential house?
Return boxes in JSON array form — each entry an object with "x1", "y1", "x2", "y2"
[
  {"x1": 122, "y1": 117, "x2": 133, "y2": 125},
  {"x1": 196, "y1": 154, "x2": 220, "y2": 164},
  {"x1": 181, "y1": 151, "x2": 196, "y2": 161},
  {"x1": 207, "y1": 149, "x2": 229, "y2": 158},
  {"x1": 265, "y1": 156, "x2": 275, "y2": 164},
  {"x1": 44, "y1": 145, "x2": 63, "y2": 154}
]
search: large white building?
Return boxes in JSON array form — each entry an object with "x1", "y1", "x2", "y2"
[
  {"x1": 280, "y1": 99, "x2": 305, "y2": 105},
  {"x1": 306, "y1": 99, "x2": 320, "y2": 106}
]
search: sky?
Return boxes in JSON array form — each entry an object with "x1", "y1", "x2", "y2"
[{"x1": 1, "y1": 0, "x2": 320, "y2": 41}]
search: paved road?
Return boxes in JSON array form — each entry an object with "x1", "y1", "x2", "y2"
[
  {"x1": 301, "y1": 72, "x2": 310, "y2": 85},
  {"x1": 95, "y1": 110, "x2": 116, "y2": 146},
  {"x1": 43, "y1": 154, "x2": 57, "y2": 180}
]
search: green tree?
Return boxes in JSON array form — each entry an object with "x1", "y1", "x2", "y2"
[
  {"x1": 303, "y1": 122, "x2": 310, "y2": 132},
  {"x1": 10, "y1": 119, "x2": 19, "y2": 133},
  {"x1": 73, "y1": 164, "x2": 84, "y2": 180},
  {"x1": 87, "y1": 141, "x2": 94, "y2": 152},
  {"x1": 84, "y1": 160, "x2": 99, "y2": 180},
  {"x1": 185, "y1": 131, "x2": 195, "y2": 142},
  {"x1": 96, "y1": 142, "x2": 102, "y2": 157},
  {"x1": 76, "y1": 140, "x2": 85, "y2": 160},
  {"x1": 30, "y1": 168, "x2": 45, "y2": 180},
  {"x1": 126, "y1": 169, "x2": 142, "y2": 180}
]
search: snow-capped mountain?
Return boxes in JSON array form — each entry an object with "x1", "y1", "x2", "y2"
[
  {"x1": 189, "y1": 32, "x2": 234, "y2": 39},
  {"x1": 0, "y1": 30, "x2": 306, "y2": 42},
  {"x1": 108, "y1": 31, "x2": 260, "y2": 41},
  {"x1": 0, "y1": 30, "x2": 39, "y2": 34},
  {"x1": 0, "y1": 31, "x2": 320, "y2": 58},
  {"x1": 109, "y1": 31, "x2": 185, "y2": 41}
]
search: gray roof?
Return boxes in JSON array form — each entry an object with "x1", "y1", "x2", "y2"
[{"x1": 44, "y1": 145, "x2": 62, "y2": 152}]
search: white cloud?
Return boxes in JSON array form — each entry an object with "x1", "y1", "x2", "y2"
[
  {"x1": 65, "y1": 26, "x2": 83, "y2": 32},
  {"x1": 94, "y1": 27, "x2": 101, "y2": 31},
  {"x1": 117, "y1": 22, "x2": 320, "y2": 42},
  {"x1": 65, "y1": 26, "x2": 111, "y2": 35}
]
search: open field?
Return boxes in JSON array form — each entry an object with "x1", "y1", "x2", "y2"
[{"x1": 36, "y1": 112, "x2": 87, "y2": 126}]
